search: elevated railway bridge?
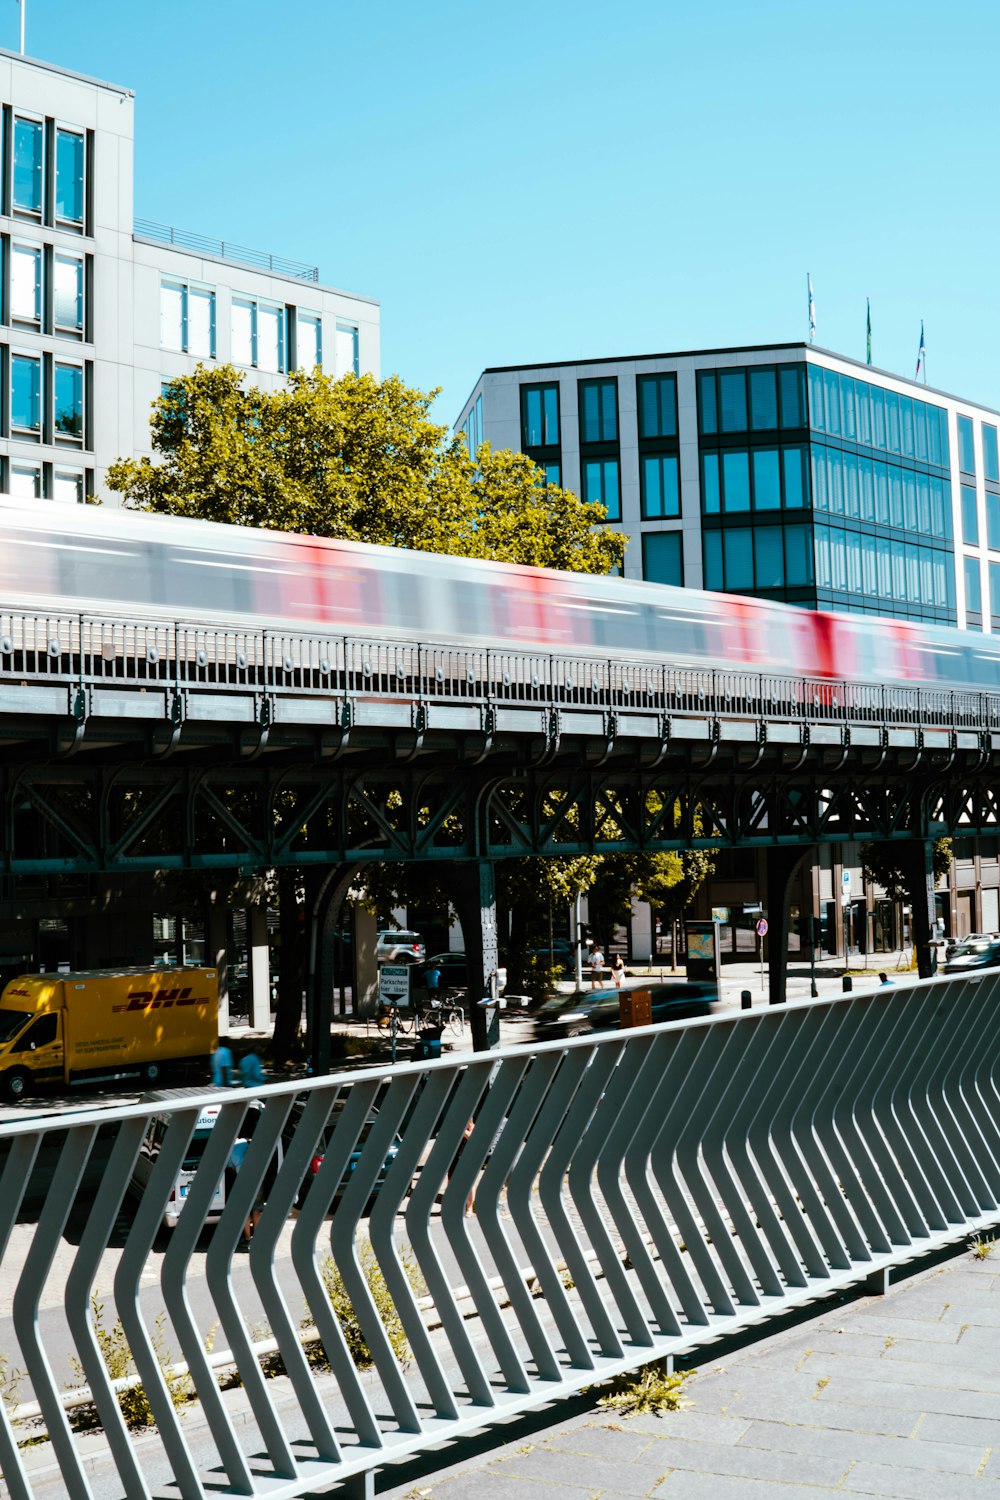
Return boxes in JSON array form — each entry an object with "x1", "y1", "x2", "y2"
[{"x1": 0, "y1": 606, "x2": 997, "y2": 1054}]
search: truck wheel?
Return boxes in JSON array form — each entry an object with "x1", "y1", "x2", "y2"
[
  {"x1": 141, "y1": 1062, "x2": 161, "y2": 1085},
  {"x1": 3, "y1": 1069, "x2": 30, "y2": 1102}
]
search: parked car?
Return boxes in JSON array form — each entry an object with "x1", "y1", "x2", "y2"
[
  {"x1": 944, "y1": 936, "x2": 1000, "y2": 974},
  {"x1": 131, "y1": 1097, "x2": 273, "y2": 1231},
  {"x1": 411, "y1": 952, "x2": 507, "y2": 993},
  {"x1": 282, "y1": 1096, "x2": 402, "y2": 1212},
  {"x1": 375, "y1": 930, "x2": 425, "y2": 964}
]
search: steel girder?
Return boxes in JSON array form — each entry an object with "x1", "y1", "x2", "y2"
[{"x1": 0, "y1": 760, "x2": 996, "y2": 876}]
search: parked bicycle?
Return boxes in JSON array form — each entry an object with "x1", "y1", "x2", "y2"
[
  {"x1": 376, "y1": 1002, "x2": 415, "y2": 1036},
  {"x1": 422, "y1": 992, "x2": 465, "y2": 1035}
]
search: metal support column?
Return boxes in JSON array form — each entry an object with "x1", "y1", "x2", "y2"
[
  {"x1": 249, "y1": 903, "x2": 270, "y2": 1031},
  {"x1": 446, "y1": 860, "x2": 499, "y2": 1053},
  {"x1": 207, "y1": 904, "x2": 230, "y2": 1033},
  {"x1": 766, "y1": 845, "x2": 811, "y2": 1006}
]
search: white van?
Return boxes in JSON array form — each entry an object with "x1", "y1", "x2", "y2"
[{"x1": 131, "y1": 1099, "x2": 276, "y2": 1230}]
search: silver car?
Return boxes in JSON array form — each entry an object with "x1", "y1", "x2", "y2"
[{"x1": 375, "y1": 930, "x2": 425, "y2": 964}]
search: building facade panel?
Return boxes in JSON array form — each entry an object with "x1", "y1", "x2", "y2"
[{"x1": 0, "y1": 48, "x2": 380, "y2": 502}]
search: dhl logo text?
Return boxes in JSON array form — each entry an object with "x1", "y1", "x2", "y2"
[{"x1": 111, "y1": 988, "x2": 208, "y2": 1013}]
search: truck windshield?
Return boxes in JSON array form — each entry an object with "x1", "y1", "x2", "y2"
[
  {"x1": 0, "y1": 1010, "x2": 30, "y2": 1044},
  {"x1": 181, "y1": 1135, "x2": 211, "y2": 1174}
]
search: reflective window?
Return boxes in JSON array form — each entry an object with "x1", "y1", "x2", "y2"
[
  {"x1": 962, "y1": 484, "x2": 979, "y2": 546},
  {"x1": 984, "y1": 423, "x2": 999, "y2": 484},
  {"x1": 13, "y1": 118, "x2": 42, "y2": 215},
  {"x1": 783, "y1": 446, "x2": 808, "y2": 507},
  {"x1": 54, "y1": 362, "x2": 83, "y2": 440},
  {"x1": 10, "y1": 354, "x2": 40, "y2": 433},
  {"x1": 642, "y1": 531, "x2": 683, "y2": 586},
  {"x1": 966, "y1": 555, "x2": 983, "y2": 615},
  {"x1": 53, "y1": 469, "x2": 83, "y2": 504},
  {"x1": 521, "y1": 383, "x2": 559, "y2": 447},
  {"x1": 703, "y1": 529, "x2": 722, "y2": 589},
  {"x1": 54, "y1": 128, "x2": 84, "y2": 226},
  {"x1": 582, "y1": 457, "x2": 620, "y2": 520},
  {"x1": 257, "y1": 302, "x2": 284, "y2": 373},
  {"x1": 722, "y1": 450, "x2": 750, "y2": 511},
  {"x1": 9, "y1": 462, "x2": 39, "y2": 497},
  {"x1": 54, "y1": 253, "x2": 84, "y2": 334},
  {"x1": 335, "y1": 322, "x2": 359, "y2": 375},
  {"x1": 160, "y1": 281, "x2": 215, "y2": 358},
  {"x1": 718, "y1": 370, "x2": 747, "y2": 432},
  {"x1": 958, "y1": 414, "x2": 976, "y2": 474},
  {"x1": 701, "y1": 451, "x2": 720, "y2": 513},
  {"x1": 754, "y1": 527, "x2": 783, "y2": 586},
  {"x1": 579, "y1": 379, "x2": 617, "y2": 443},
  {"x1": 637, "y1": 374, "x2": 676, "y2": 438},
  {"x1": 698, "y1": 370, "x2": 718, "y2": 434},
  {"x1": 988, "y1": 493, "x2": 1000, "y2": 553},
  {"x1": 723, "y1": 526, "x2": 754, "y2": 587},
  {"x1": 640, "y1": 453, "x2": 679, "y2": 518},
  {"x1": 232, "y1": 297, "x2": 254, "y2": 365},
  {"x1": 297, "y1": 312, "x2": 322, "y2": 370},
  {"x1": 992, "y1": 562, "x2": 1000, "y2": 620},
  {"x1": 749, "y1": 368, "x2": 778, "y2": 430},
  {"x1": 10, "y1": 243, "x2": 40, "y2": 325},
  {"x1": 752, "y1": 448, "x2": 781, "y2": 510},
  {"x1": 544, "y1": 461, "x2": 561, "y2": 487}
]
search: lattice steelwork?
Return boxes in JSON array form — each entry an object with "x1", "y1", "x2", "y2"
[{"x1": 2, "y1": 978, "x2": 999, "y2": 1499}]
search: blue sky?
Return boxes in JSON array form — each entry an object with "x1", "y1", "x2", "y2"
[{"x1": 18, "y1": 0, "x2": 1000, "y2": 423}]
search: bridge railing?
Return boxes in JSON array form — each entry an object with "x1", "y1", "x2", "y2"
[
  {"x1": 2, "y1": 607, "x2": 999, "y2": 734},
  {"x1": 2, "y1": 978, "x2": 1000, "y2": 1500}
]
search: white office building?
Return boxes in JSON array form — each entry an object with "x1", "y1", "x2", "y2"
[{"x1": 0, "y1": 48, "x2": 379, "y2": 504}]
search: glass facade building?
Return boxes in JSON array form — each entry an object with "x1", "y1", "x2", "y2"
[{"x1": 458, "y1": 342, "x2": 1000, "y2": 633}]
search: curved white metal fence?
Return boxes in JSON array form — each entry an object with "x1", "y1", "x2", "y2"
[{"x1": 1, "y1": 977, "x2": 999, "y2": 1500}]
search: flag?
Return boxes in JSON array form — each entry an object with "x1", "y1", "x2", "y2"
[
  {"x1": 807, "y1": 274, "x2": 815, "y2": 343},
  {"x1": 866, "y1": 299, "x2": 872, "y2": 365},
  {"x1": 916, "y1": 321, "x2": 926, "y2": 382}
]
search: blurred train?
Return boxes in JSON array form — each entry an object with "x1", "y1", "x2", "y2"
[{"x1": 0, "y1": 498, "x2": 996, "y2": 691}]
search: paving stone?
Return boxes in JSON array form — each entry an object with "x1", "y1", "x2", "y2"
[
  {"x1": 654, "y1": 1472, "x2": 840, "y2": 1498},
  {"x1": 917, "y1": 1410, "x2": 1000, "y2": 1447},
  {"x1": 770, "y1": 1348, "x2": 1000, "y2": 1393},
  {"x1": 438, "y1": 1474, "x2": 591, "y2": 1500},
  {"x1": 738, "y1": 1417, "x2": 984, "y2": 1474},
  {"x1": 540, "y1": 1424, "x2": 657, "y2": 1461},
  {"x1": 818, "y1": 1373, "x2": 1000, "y2": 1420},
  {"x1": 883, "y1": 1336, "x2": 1000, "y2": 1372},
  {"x1": 493, "y1": 1446, "x2": 671, "y2": 1495},
  {"x1": 839, "y1": 1459, "x2": 1000, "y2": 1498},
  {"x1": 617, "y1": 1409, "x2": 751, "y2": 1444},
  {"x1": 613, "y1": 1433, "x2": 848, "y2": 1488},
  {"x1": 940, "y1": 1301, "x2": 1000, "y2": 1326},
  {"x1": 849, "y1": 1314, "x2": 961, "y2": 1342},
  {"x1": 718, "y1": 1389, "x2": 917, "y2": 1436}
]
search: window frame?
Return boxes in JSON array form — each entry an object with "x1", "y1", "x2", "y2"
[
  {"x1": 53, "y1": 358, "x2": 84, "y2": 445},
  {"x1": 12, "y1": 113, "x2": 43, "y2": 219},
  {"x1": 53, "y1": 124, "x2": 85, "y2": 232},
  {"x1": 641, "y1": 529, "x2": 684, "y2": 587},
  {"x1": 520, "y1": 381, "x2": 560, "y2": 449},
  {"x1": 9, "y1": 349, "x2": 41, "y2": 437},
  {"x1": 10, "y1": 239, "x2": 41, "y2": 328},
  {"x1": 578, "y1": 377, "x2": 618, "y2": 445},
  {"x1": 581, "y1": 455, "x2": 621, "y2": 521},
  {"x1": 636, "y1": 373, "x2": 677, "y2": 440},
  {"x1": 53, "y1": 250, "x2": 85, "y2": 338},
  {"x1": 640, "y1": 451, "x2": 680, "y2": 520}
]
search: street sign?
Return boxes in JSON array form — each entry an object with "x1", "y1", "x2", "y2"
[
  {"x1": 379, "y1": 964, "x2": 410, "y2": 1004},
  {"x1": 842, "y1": 869, "x2": 852, "y2": 895},
  {"x1": 756, "y1": 918, "x2": 769, "y2": 938}
]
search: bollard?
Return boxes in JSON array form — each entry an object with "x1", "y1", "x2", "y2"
[
  {"x1": 741, "y1": 989, "x2": 752, "y2": 1010},
  {"x1": 842, "y1": 975, "x2": 853, "y2": 993}
]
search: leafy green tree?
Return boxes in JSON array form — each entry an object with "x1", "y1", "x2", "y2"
[
  {"x1": 860, "y1": 838, "x2": 953, "y2": 904},
  {"x1": 107, "y1": 366, "x2": 626, "y2": 575}
]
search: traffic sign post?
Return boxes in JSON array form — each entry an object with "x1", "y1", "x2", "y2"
[
  {"x1": 756, "y1": 916, "x2": 768, "y2": 991},
  {"x1": 379, "y1": 964, "x2": 410, "y2": 1065}
]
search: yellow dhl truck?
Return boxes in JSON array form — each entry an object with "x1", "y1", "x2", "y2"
[{"x1": 0, "y1": 967, "x2": 218, "y2": 1101}]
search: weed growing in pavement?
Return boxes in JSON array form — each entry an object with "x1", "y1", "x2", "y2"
[
  {"x1": 307, "y1": 1234, "x2": 423, "y2": 1370},
  {"x1": 67, "y1": 1295, "x2": 191, "y2": 1430},
  {"x1": 0, "y1": 1351, "x2": 22, "y2": 1412},
  {"x1": 970, "y1": 1233, "x2": 997, "y2": 1260},
  {"x1": 597, "y1": 1364, "x2": 694, "y2": 1417}
]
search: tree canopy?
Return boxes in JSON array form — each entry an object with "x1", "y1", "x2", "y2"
[{"x1": 106, "y1": 366, "x2": 626, "y2": 575}]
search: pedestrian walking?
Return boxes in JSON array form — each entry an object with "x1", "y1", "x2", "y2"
[
  {"x1": 611, "y1": 952, "x2": 625, "y2": 989},
  {"x1": 212, "y1": 1038, "x2": 234, "y2": 1088},
  {"x1": 239, "y1": 1049, "x2": 266, "y2": 1088},
  {"x1": 590, "y1": 942, "x2": 605, "y2": 988}
]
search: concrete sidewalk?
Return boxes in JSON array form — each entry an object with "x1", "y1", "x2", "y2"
[{"x1": 380, "y1": 1243, "x2": 1000, "y2": 1500}]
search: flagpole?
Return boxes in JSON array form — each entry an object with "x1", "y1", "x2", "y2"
[{"x1": 18, "y1": 0, "x2": 24, "y2": 55}]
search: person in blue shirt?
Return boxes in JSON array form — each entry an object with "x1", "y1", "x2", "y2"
[
  {"x1": 878, "y1": 972, "x2": 895, "y2": 986},
  {"x1": 212, "y1": 1039, "x2": 234, "y2": 1087},
  {"x1": 239, "y1": 1050, "x2": 267, "y2": 1088}
]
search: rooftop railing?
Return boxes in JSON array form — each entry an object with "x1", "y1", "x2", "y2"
[{"x1": 133, "y1": 217, "x2": 320, "y2": 282}]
